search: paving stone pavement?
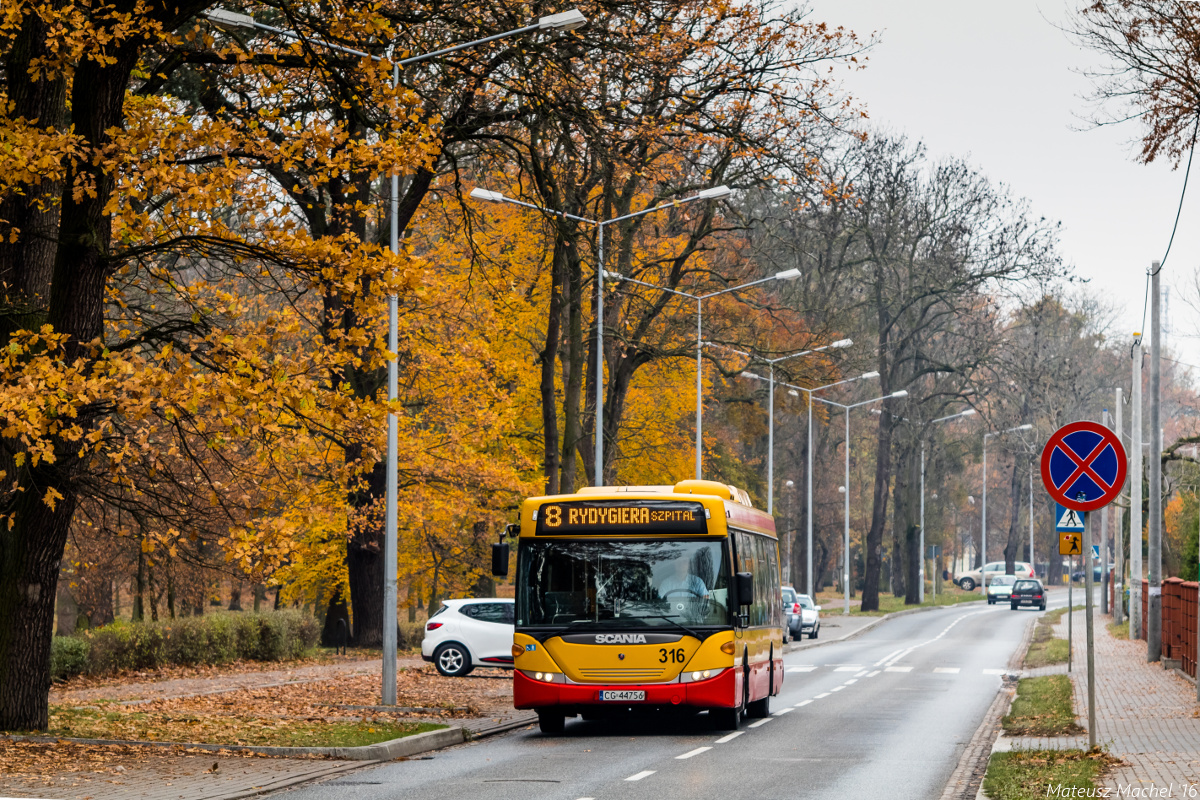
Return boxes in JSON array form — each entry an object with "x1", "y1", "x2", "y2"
[{"x1": 1004, "y1": 604, "x2": 1200, "y2": 794}]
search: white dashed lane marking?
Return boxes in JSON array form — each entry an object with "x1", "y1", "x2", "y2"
[
  {"x1": 933, "y1": 667, "x2": 961, "y2": 674},
  {"x1": 885, "y1": 666, "x2": 912, "y2": 673},
  {"x1": 814, "y1": 692, "x2": 831, "y2": 698},
  {"x1": 714, "y1": 731, "x2": 743, "y2": 744},
  {"x1": 866, "y1": 670, "x2": 881, "y2": 677},
  {"x1": 773, "y1": 707, "x2": 793, "y2": 716},
  {"x1": 787, "y1": 666, "x2": 816, "y2": 673},
  {"x1": 794, "y1": 699, "x2": 813, "y2": 707},
  {"x1": 626, "y1": 771, "x2": 656, "y2": 781},
  {"x1": 855, "y1": 670, "x2": 869, "y2": 677},
  {"x1": 834, "y1": 666, "x2": 862, "y2": 672},
  {"x1": 676, "y1": 747, "x2": 712, "y2": 759},
  {"x1": 983, "y1": 669, "x2": 1007, "y2": 675},
  {"x1": 748, "y1": 718, "x2": 773, "y2": 728}
]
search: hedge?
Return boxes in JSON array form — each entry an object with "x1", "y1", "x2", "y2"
[{"x1": 51, "y1": 611, "x2": 321, "y2": 680}]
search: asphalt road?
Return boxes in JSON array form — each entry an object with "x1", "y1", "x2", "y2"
[{"x1": 282, "y1": 592, "x2": 1075, "y2": 800}]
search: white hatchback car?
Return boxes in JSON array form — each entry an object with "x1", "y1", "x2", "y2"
[{"x1": 421, "y1": 598, "x2": 515, "y2": 677}]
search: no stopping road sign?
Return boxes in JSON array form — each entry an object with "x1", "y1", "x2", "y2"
[{"x1": 1040, "y1": 421, "x2": 1127, "y2": 512}]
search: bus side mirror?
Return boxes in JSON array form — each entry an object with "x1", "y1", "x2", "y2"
[
  {"x1": 491, "y1": 541, "x2": 510, "y2": 578},
  {"x1": 735, "y1": 572, "x2": 753, "y2": 606}
]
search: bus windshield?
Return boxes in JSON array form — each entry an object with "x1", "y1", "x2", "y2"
[{"x1": 517, "y1": 538, "x2": 731, "y2": 628}]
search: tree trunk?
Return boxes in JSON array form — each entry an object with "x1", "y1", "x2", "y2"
[
  {"x1": 228, "y1": 579, "x2": 242, "y2": 612},
  {"x1": 560, "y1": 249, "x2": 583, "y2": 492},
  {"x1": 345, "y1": 454, "x2": 385, "y2": 647},
  {"x1": 861, "y1": 400, "x2": 895, "y2": 612},
  {"x1": 1003, "y1": 455, "x2": 1024, "y2": 574},
  {"x1": 134, "y1": 547, "x2": 147, "y2": 621},
  {"x1": 539, "y1": 245, "x2": 565, "y2": 494},
  {"x1": 320, "y1": 589, "x2": 351, "y2": 648},
  {"x1": 0, "y1": 481, "x2": 77, "y2": 730}
]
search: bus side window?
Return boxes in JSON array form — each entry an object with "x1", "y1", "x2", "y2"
[
  {"x1": 753, "y1": 535, "x2": 769, "y2": 627},
  {"x1": 766, "y1": 541, "x2": 780, "y2": 628}
]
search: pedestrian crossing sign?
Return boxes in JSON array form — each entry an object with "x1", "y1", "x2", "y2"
[
  {"x1": 1059, "y1": 531, "x2": 1082, "y2": 556},
  {"x1": 1055, "y1": 503, "x2": 1085, "y2": 532}
]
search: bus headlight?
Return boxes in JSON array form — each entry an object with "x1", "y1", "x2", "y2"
[
  {"x1": 681, "y1": 668, "x2": 722, "y2": 683},
  {"x1": 520, "y1": 669, "x2": 564, "y2": 684}
]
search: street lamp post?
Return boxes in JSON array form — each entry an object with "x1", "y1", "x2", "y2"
[
  {"x1": 981, "y1": 423, "x2": 1034, "y2": 591},
  {"x1": 715, "y1": 339, "x2": 854, "y2": 513},
  {"x1": 470, "y1": 185, "x2": 733, "y2": 484},
  {"x1": 605, "y1": 268, "x2": 801, "y2": 480},
  {"x1": 739, "y1": 369, "x2": 878, "y2": 597},
  {"x1": 204, "y1": 6, "x2": 588, "y2": 708},
  {"x1": 813, "y1": 390, "x2": 910, "y2": 614}
]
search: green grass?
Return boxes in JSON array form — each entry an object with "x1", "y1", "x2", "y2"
[
  {"x1": 1022, "y1": 605, "x2": 1081, "y2": 669},
  {"x1": 44, "y1": 706, "x2": 445, "y2": 748},
  {"x1": 1107, "y1": 620, "x2": 1129, "y2": 640},
  {"x1": 1003, "y1": 675, "x2": 1083, "y2": 736},
  {"x1": 983, "y1": 749, "x2": 1113, "y2": 800},
  {"x1": 813, "y1": 587, "x2": 985, "y2": 616}
]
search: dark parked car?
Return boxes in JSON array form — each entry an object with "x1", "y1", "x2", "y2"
[{"x1": 1010, "y1": 579, "x2": 1046, "y2": 611}]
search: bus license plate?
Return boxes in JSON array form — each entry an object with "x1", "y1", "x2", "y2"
[{"x1": 599, "y1": 690, "x2": 645, "y2": 701}]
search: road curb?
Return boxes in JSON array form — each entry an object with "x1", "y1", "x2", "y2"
[
  {"x1": 785, "y1": 601, "x2": 986, "y2": 654},
  {"x1": 936, "y1": 613, "x2": 1037, "y2": 800},
  {"x1": 1, "y1": 725, "x2": 465, "y2": 761}
]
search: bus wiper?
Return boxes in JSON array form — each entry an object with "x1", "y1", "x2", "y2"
[
  {"x1": 639, "y1": 615, "x2": 704, "y2": 641},
  {"x1": 536, "y1": 619, "x2": 599, "y2": 639}
]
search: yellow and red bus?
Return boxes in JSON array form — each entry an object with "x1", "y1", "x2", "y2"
[{"x1": 491, "y1": 479, "x2": 785, "y2": 734}]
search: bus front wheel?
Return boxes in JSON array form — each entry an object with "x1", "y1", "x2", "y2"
[
  {"x1": 537, "y1": 709, "x2": 566, "y2": 735},
  {"x1": 710, "y1": 706, "x2": 740, "y2": 730}
]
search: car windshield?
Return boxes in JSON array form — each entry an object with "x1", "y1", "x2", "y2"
[
  {"x1": 989, "y1": 575, "x2": 1017, "y2": 586},
  {"x1": 797, "y1": 595, "x2": 815, "y2": 609},
  {"x1": 1014, "y1": 580, "x2": 1040, "y2": 591},
  {"x1": 517, "y1": 538, "x2": 731, "y2": 628},
  {"x1": 781, "y1": 588, "x2": 795, "y2": 604}
]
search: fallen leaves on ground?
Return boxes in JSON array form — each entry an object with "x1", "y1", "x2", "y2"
[{"x1": 35, "y1": 664, "x2": 511, "y2": 749}]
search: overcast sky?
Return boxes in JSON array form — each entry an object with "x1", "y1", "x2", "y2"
[{"x1": 805, "y1": 0, "x2": 1200, "y2": 373}]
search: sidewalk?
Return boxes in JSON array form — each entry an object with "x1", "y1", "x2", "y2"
[{"x1": 1001, "y1": 605, "x2": 1200, "y2": 792}]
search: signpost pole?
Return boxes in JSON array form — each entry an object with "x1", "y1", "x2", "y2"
[
  {"x1": 1084, "y1": 509, "x2": 1097, "y2": 749},
  {"x1": 1114, "y1": 388, "x2": 1125, "y2": 626},
  {"x1": 1068, "y1": 555, "x2": 1073, "y2": 673},
  {"x1": 1132, "y1": 334, "x2": 1143, "y2": 640}
]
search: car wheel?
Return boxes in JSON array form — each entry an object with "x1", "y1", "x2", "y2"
[
  {"x1": 1010, "y1": 602, "x2": 1018, "y2": 610},
  {"x1": 433, "y1": 642, "x2": 473, "y2": 677},
  {"x1": 809, "y1": 625, "x2": 818, "y2": 640},
  {"x1": 537, "y1": 709, "x2": 566, "y2": 735},
  {"x1": 988, "y1": 597, "x2": 993, "y2": 604},
  {"x1": 1039, "y1": 602, "x2": 1046, "y2": 611},
  {"x1": 959, "y1": 578, "x2": 975, "y2": 592}
]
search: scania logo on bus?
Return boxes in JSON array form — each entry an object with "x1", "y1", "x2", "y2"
[{"x1": 595, "y1": 633, "x2": 647, "y2": 644}]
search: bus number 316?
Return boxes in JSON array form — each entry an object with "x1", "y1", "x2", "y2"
[{"x1": 659, "y1": 648, "x2": 685, "y2": 663}]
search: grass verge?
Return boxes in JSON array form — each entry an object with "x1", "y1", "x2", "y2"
[
  {"x1": 1107, "y1": 620, "x2": 1129, "y2": 640},
  {"x1": 43, "y1": 706, "x2": 445, "y2": 748},
  {"x1": 1003, "y1": 675, "x2": 1083, "y2": 736},
  {"x1": 813, "y1": 587, "x2": 985, "y2": 616},
  {"x1": 983, "y1": 748, "x2": 1117, "y2": 800},
  {"x1": 1022, "y1": 605, "x2": 1080, "y2": 669}
]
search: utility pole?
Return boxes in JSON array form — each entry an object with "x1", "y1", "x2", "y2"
[
  {"x1": 1131, "y1": 333, "x2": 1143, "y2": 640},
  {"x1": 1148, "y1": 263, "x2": 1162, "y2": 662},
  {"x1": 1114, "y1": 388, "x2": 1125, "y2": 627},
  {"x1": 1101, "y1": 409, "x2": 1110, "y2": 615},
  {"x1": 1028, "y1": 469, "x2": 1034, "y2": 576}
]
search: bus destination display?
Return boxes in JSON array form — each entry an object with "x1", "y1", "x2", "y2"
[{"x1": 535, "y1": 500, "x2": 707, "y2": 535}]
